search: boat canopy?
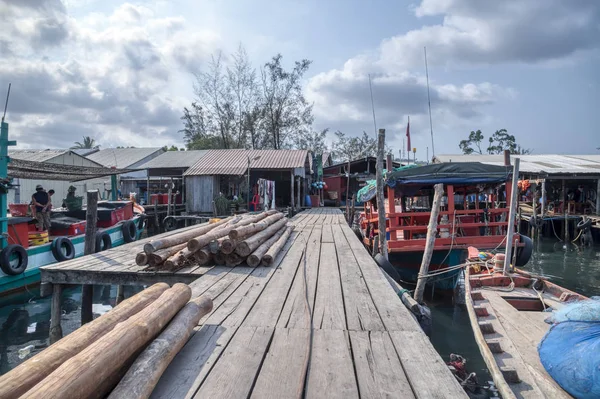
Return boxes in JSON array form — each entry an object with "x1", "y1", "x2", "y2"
[
  {"x1": 8, "y1": 159, "x2": 138, "y2": 182},
  {"x1": 386, "y1": 162, "x2": 511, "y2": 187}
]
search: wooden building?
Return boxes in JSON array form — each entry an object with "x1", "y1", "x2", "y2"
[
  {"x1": 323, "y1": 156, "x2": 402, "y2": 206},
  {"x1": 184, "y1": 149, "x2": 311, "y2": 213}
]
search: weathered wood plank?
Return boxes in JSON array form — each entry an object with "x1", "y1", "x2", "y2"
[
  {"x1": 389, "y1": 330, "x2": 468, "y2": 398},
  {"x1": 349, "y1": 331, "x2": 416, "y2": 398},
  {"x1": 192, "y1": 326, "x2": 274, "y2": 399},
  {"x1": 250, "y1": 328, "x2": 310, "y2": 399},
  {"x1": 332, "y1": 225, "x2": 384, "y2": 331},
  {"x1": 321, "y1": 224, "x2": 334, "y2": 243},
  {"x1": 313, "y1": 242, "x2": 346, "y2": 330},
  {"x1": 276, "y1": 226, "x2": 322, "y2": 329},
  {"x1": 243, "y1": 228, "x2": 311, "y2": 328},
  {"x1": 340, "y1": 224, "x2": 422, "y2": 332},
  {"x1": 305, "y1": 329, "x2": 359, "y2": 399},
  {"x1": 152, "y1": 262, "x2": 287, "y2": 399}
]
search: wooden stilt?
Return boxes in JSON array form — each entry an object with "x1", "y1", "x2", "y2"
[
  {"x1": 503, "y1": 158, "x2": 520, "y2": 274},
  {"x1": 116, "y1": 285, "x2": 125, "y2": 305},
  {"x1": 376, "y1": 128, "x2": 388, "y2": 260},
  {"x1": 413, "y1": 183, "x2": 444, "y2": 304},
  {"x1": 49, "y1": 284, "x2": 63, "y2": 344},
  {"x1": 562, "y1": 179, "x2": 569, "y2": 242},
  {"x1": 81, "y1": 285, "x2": 94, "y2": 325}
]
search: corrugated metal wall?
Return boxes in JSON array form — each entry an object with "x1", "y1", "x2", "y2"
[{"x1": 186, "y1": 175, "x2": 219, "y2": 213}]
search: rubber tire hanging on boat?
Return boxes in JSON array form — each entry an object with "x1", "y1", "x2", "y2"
[
  {"x1": 51, "y1": 237, "x2": 75, "y2": 262},
  {"x1": 121, "y1": 220, "x2": 138, "y2": 243},
  {"x1": 137, "y1": 215, "x2": 147, "y2": 232},
  {"x1": 163, "y1": 216, "x2": 177, "y2": 232},
  {"x1": 576, "y1": 218, "x2": 592, "y2": 231},
  {"x1": 515, "y1": 234, "x2": 533, "y2": 267},
  {"x1": 374, "y1": 253, "x2": 404, "y2": 284},
  {"x1": 95, "y1": 232, "x2": 112, "y2": 252},
  {"x1": 0, "y1": 244, "x2": 28, "y2": 275},
  {"x1": 529, "y1": 215, "x2": 544, "y2": 228}
]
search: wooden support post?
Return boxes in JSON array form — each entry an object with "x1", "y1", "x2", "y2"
[
  {"x1": 503, "y1": 158, "x2": 520, "y2": 274},
  {"x1": 146, "y1": 170, "x2": 150, "y2": 205},
  {"x1": 116, "y1": 285, "x2": 125, "y2": 305},
  {"x1": 290, "y1": 171, "x2": 295, "y2": 211},
  {"x1": 82, "y1": 190, "x2": 98, "y2": 326},
  {"x1": 376, "y1": 128, "x2": 388, "y2": 260},
  {"x1": 413, "y1": 183, "x2": 444, "y2": 304},
  {"x1": 596, "y1": 179, "x2": 600, "y2": 216},
  {"x1": 154, "y1": 201, "x2": 159, "y2": 234},
  {"x1": 562, "y1": 179, "x2": 569, "y2": 242},
  {"x1": 541, "y1": 179, "x2": 546, "y2": 217},
  {"x1": 296, "y1": 177, "x2": 300, "y2": 212},
  {"x1": 345, "y1": 159, "x2": 351, "y2": 221},
  {"x1": 531, "y1": 182, "x2": 537, "y2": 239},
  {"x1": 167, "y1": 180, "x2": 172, "y2": 217},
  {"x1": 386, "y1": 154, "x2": 397, "y2": 241},
  {"x1": 49, "y1": 284, "x2": 63, "y2": 344}
]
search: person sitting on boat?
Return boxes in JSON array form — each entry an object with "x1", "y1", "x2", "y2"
[{"x1": 31, "y1": 185, "x2": 51, "y2": 231}]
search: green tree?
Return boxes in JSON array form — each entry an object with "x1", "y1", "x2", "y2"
[
  {"x1": 71, "y1": 136, "x2": 99, "y2": 150},
  {"x1": 331, "y1": 131, "x2": 377, "y2": 162},
  {"x1": 293, "y1": 128, "x2": 329, "y2": 155},
  {"x1": 459, "y1": 129, "x2": 530, "y2": 155}
]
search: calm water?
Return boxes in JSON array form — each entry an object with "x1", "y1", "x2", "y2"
[
  {"x1": 0, "y1": 237, "x2": 598, "y2": 383},
  {"x1": 428, "y1": 237, "x2": 600, "y2": 397}
]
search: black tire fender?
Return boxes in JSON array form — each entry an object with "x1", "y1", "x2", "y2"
[
  {"x1": 529, "y1": 216, "x2": 544, "y2": 228},
  {"x1": 0, "y1": 244, "x2": 28, "y2": 276},
  {"x1": 121, "y1": 220, "x2": 137, "y2": 243},
  {"x1": 95, "y1": 231, "x2": 112, "y2": 252},
  {"x1": 576, "y1": 218, "x2": 592, "y2": 231},
  {"x1": 374, "y1": 253, "x2": 403, "y2": 284},
  {"x1": 515, "y1": 234, "x2": 533, "y2": 267},
  {"x1": 163, "y1": 216, "x2": 177, "y2": 232},
  {"x1": 52, "y1": 237, "x2": 75, "y2": 262}
]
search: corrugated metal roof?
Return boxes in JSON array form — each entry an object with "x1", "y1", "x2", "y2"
[
  {"x1": 86, "y1": 148, "x2": 163, "y2": 168},
  {"x1": 433, "y1": 154, "x2": 600, "y2": 175},
  {"x1": 137, "y1": 150, "x2": 208, "y2": 169},
  {"x1": 9, "y1": 149, "x2": 70, "y2": 162},
  {"x1": 184, "y1": 149, "x2": 309, "y2": 176},
  {"x1": 72, "y1": 148, "x2": 100, "y2": 157}
]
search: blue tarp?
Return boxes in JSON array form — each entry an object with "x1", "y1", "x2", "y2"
[
  {"x1": 538, "y1": 299, "x2": 600, "y2": 399},
  {"x1": 356, "y1": 164, "x2": 419, "y2": 203}
]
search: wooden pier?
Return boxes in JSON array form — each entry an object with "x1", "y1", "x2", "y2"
[{"x1": 40, "y1": 208, "x2": 466, "y2": 398}]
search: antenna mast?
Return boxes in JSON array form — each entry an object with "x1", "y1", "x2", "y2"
[
  {"x1": 424, "y1": 47, "x2": 435, "y2": 157},
  {"x1": 368, "y1": 74, "x2": 377, "y2": 135}
]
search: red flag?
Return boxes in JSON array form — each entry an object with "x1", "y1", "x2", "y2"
[{"x1": 406, "y1": 116, "x2": 411, "y2": 152}]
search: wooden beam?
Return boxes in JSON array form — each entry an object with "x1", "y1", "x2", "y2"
[
  {"x1": 49, "y1": 284, "x2": 63, "y2": 344},
  {"x1": 386, "y1": 154, "x2": 397, "y2": 241},
  {"x1": 503, "y1": 158, "x2": 520, "y2": 274},
  {"x1": 376, "y1": 128, "x2": 388, "y2": 259},
  {"x1": 413, "y1": 183, "x2": 443, "y2": 304}
]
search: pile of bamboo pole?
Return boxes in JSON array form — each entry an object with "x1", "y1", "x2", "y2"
[
  {"x1": 137, "y1": 210, "x2": 294, "y2": 270},
  {"x1": 0, "y1": 283, "x2": 213, "y2": 399}
]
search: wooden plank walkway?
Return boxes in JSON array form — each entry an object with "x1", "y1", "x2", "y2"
[
  {"x1": 151, "y1": 208, "x2": 466, "y2": 399},
  {"x1": 41, "y1": 208, "x2": 466, "y2": 398}
]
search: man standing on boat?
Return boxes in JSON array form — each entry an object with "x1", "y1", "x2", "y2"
[{"x1": 31, "y1": 185, "x2": 51, "y2": 231}]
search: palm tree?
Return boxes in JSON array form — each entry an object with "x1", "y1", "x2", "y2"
[{"x1": 71, "y1": 136, "x2": 100, "y2": 150}]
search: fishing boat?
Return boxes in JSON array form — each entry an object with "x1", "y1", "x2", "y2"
[
  {"x1": 0, "y1": 202, "x2": 145, "y2": 295},
  {"x1": 359, "y1": 162, "x2": 533, "y2": 291},
  {"x1": 464, "y1": 247, "x2": 591, "y2": 399},
  {"x1": 0, "y1": 110, "x2": 145, "y2": 295}
]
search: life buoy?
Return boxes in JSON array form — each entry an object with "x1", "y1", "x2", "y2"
[
  {"x1": 515, "y1": 234, "x2": 533, "y2": 267},
  {"x1": 52, "y1": 237, "x2": 75, "y2": 262},
  {"x1": 576, "y1": 218, "x2": 592, "y2": 231},
  {"x1": 121, "y1": 220, "x2": 137, "y2": 243},
  {"x1": 95, "y1": 232, "x2": 112, "y2": 252},
  {"x1": 0, "y1": 244, "x2": 28, "y2": 276}
]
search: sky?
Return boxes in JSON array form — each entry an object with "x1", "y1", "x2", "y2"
[{"x1": 1, "y1": 0, "x2": 599, "y2": 160}]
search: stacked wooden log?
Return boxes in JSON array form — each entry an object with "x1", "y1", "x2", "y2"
[
  {"x1": 0, "y1": 283, "x2": 213, "y2": 399},
  {"x1": 137, "y1": 211, "x2": 294, "y2": 270}
]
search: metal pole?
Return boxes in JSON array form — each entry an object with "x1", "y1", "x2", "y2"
[
  {"x1": 503, "y1": 158, "x2": 520, "y2": 274},
  {"x1": 376, "y1": 129, "x2": 388, "y2": 259}
]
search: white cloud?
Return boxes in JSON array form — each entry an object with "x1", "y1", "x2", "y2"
[{"x1": 0, "y1": 1, "x2": 221, "y2": 149}]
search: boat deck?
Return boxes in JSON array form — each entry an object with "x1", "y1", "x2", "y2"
[
  {"x1": 470, "y1": 285, "x2": 570, "y2": 398},
  {"x1": 42, "y1": 208, "x2": 467, "y2": 398}
]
